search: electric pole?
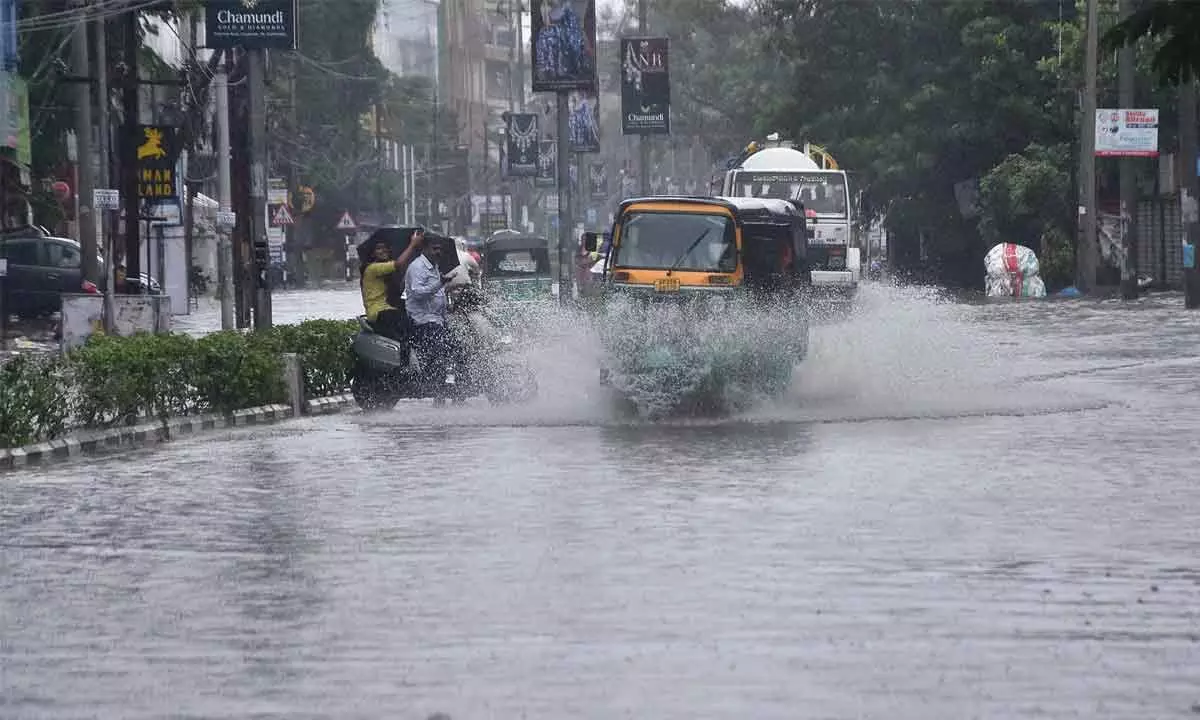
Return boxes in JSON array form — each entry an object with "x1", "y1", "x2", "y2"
[
  {"x1": 247, "y1": 49, "x2": 271, "y2": 329},
  {"x1": 1180, "y1": 79, "x2": 1200, "y2": 308},
  {"x1": 1078, "y1": 0, "x2": 1099, "y2": 292},
  {"x1": 121, "y1": 9, "x2": 140, "y2": 280},
  {"x1": 637, "y1": 0, "x2": 649, "y2": 196},
  {"x1": 557, "y1": 91, "x2": 571, "y2": 305},
  {"x1": 1118, "y1": 0, "x2": 1139, "y2": 300},
  {"x1": 71, "y1": 0, "x2": 97, "y2": 285},
  {"x1": 94, "y1": 7, "x2": 112, "y2": 306},
  {"x1": 214, "y1": 51, "x2": 235, "y2": 330}
]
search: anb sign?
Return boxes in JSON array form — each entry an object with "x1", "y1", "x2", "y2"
[{"x1": 204, "y1": 0, "x2": 298, "y2": 50}]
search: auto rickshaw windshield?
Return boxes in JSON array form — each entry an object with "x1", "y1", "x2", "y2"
[{"x1": 614, "y1": 211, "x2": 736, "y2": 273}]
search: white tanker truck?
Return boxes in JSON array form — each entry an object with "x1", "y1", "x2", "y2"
[{"x1": 718, "y1": 134, "x2": 860, "y2": 300}]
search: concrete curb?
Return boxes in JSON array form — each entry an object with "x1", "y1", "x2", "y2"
[
  {"x1": 306, "y1": 393, "x2": 356, "y2": 415},
  {"x1": 1, "y1": 395, "x2": 359, "y2": 473}
]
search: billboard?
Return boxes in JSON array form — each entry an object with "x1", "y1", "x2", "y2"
[
  {"x1": 1095, "y1": 108, "x2": 1159, "y2": 157},
  {"x1": 621, "y1": 37, "x2": 670, "y2": 135},
  {"x1": 204, "y1": 0, "x2": 298, "y2": 50},
  {"x1": 530, "y1": 0, "x2": 597, "y2": 93},
  {"x1": 568, "y1": 89, "x2": 600, "y2": 153},
  {"x1": 133, "y1": 125, "x2": 181, "y2": 200},
  {"x1": 505, "y1": 113, "x2": 540, "y2": 177}
]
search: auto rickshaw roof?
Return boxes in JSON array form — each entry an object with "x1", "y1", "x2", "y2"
[
  {"x1": 483, "y1": 233, "x2": 551, "y2": 252},
  {"x1": 616, "y1": 195, "x2": 803, "y2": 224}
]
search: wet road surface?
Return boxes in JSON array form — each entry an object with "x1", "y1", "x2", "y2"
[{"x1": 3, "y1": 285, "x2": 1200, "y2": 719}]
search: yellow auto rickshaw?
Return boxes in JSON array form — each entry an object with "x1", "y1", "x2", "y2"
[
  {"x1": 595, "y1": 195, "x2": 814, "y2": 417},
  {"x1": 601, "y1": 195, "x2": 811, "y2": 298}
]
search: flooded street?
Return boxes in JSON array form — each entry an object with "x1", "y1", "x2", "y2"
[{"x1": 3, "y1": 285, "x2": 1200, "y2": 719}]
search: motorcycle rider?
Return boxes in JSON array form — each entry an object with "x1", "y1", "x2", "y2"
[
  {"x1": 405, "y1": 236, "x2": 471, "y2": 391},
  {"x1": 360, "y1": 228, "x2": 425, "y2": 341}
]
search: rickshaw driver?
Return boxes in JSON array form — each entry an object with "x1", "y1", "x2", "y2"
[{"x1": 361, "y1": 229, "x2": 426, "y2": 341}]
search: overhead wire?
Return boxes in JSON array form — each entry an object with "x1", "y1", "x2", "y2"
[{"x1": 17, "y1": 0, "x2": 166, "y2": 34}]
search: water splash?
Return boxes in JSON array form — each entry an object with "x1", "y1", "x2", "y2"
[
  {"x1": 356, "y1": 282, "x2": 1104, "y2": 429},
  {"x1": 745, "y1": 282, "x2": 1104, "y2": 423}
]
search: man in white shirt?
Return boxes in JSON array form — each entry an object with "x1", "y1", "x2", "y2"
[{"x1": 405, "y1": 238, "x2": 465, "y2": 393}]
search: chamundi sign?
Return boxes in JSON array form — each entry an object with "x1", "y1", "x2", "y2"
[{"x1": 204, "y1": 0, "x2": 298, "y2": 50}]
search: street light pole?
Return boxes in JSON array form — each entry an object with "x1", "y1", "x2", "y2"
[
  {"x1": 637, "y1": 0, "x2": 649, "y2": 196},
  {"x1": 1078, "y1": 0, "x2": 1099, "y2": 292}
]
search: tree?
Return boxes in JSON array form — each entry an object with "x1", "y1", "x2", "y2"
[
  {"x1": 756, "y1": 0, "x2": 1086, "y2": 284},
  {"x1": 1103, "y1": 0, "x2": 1200, "y2": 84},
  {"x1": 266, "y1": 0, "x2": 458, "y2": 231},
  {"x1": 977, "y1": 143, "x2": 1075, "y2": 288}
]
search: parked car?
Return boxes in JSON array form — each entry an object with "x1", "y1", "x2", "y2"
[{"x1": 0, "y1": 232, "x2": 160, "y2": 319}]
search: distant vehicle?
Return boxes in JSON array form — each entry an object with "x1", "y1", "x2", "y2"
[
  {"x1": 720, "y1": 133, "x2": 859, "y2": 302},
  {"x1": 1, "y1": 233, "x2": 160, "y2": 318}
]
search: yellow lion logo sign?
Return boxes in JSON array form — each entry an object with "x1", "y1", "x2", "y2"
[{"x1": 137, "y1": 127, "x2": 167, "y2": 161}]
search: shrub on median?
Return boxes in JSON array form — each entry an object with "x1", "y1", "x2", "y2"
[
  {"x1": 0, "y1": 355, "x2": 71, "y2": 448},
  {"x1": 254, "y1": 319, "x2": 358, "y2": 398},
  {"x1": 0, "y1": 319, "x2": 358, "y2": 449}
]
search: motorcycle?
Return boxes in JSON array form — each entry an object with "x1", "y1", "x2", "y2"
[{"x1": 350, "y1": 285, "x2": 539, "y2": 410}]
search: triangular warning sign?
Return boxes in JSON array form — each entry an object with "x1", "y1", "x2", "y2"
[
  {"x1": 271, "y1": 204, "x2": 294, "y2": 226},
  {"x1": 336, "y1": 211, "x2": 357, "y2": 230}
]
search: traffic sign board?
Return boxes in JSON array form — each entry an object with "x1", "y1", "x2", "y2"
[
  {"x1": 93, "y1": 188, "x2": 120, "y2": 210},
  {"x1": 336, "y1": 211, "x2": 356, "y2": 230},
  {"x1": 216, "y1": 210, "x2": 237, "y2": 229},
  {"x1": 271, "y1": 203, "x2": 294, "y2": 226}
]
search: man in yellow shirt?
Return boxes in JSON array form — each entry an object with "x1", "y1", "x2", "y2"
[{"x1": 360, "y1": 228, "x2": 425, "y2": 340}]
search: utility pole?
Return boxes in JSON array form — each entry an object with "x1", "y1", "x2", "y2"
[
  {"x1": 247, "y1": 49, "x2": 271, "y2": 329},
  {"x1": 121, "y1": 9, "x2": 140, "y2": 280},
  {"x1": 637, "y1": 0, "x2": 649, "y2": 196},
  {"x1": 1180, "y1": 79, "x2": 1200, "y2": 308},
  {"x1": 1078, "y1": 0, "x2": 1099, "y2": 292},
  {"x1": 1118, "y1": 0, "x2": 1139, "y2": 300},
  {"x1": 214, "y1": 51, "x2": 235, "y2": 330},
  {"x1": 556, "y1": 91, "x2": 571, "y2": 305},
  {"x1": 94, "y1": 6, "x2": 114, "y2": 329},
  {"x1": 71, "y1": 0, "x2": 97, "y2": 285}
]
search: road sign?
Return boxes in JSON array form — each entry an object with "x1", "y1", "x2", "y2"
[
  {"x1": 271, "y1": 203, "x2": 294, "y2": 226},
  {"x1": 216, "y1": 210, "x2": 237, "y2": 229},
  {"x1": 93, "y1": 188, "x2": 120, "y2": 210},
  {"x1": 336, "y1": 211, "x2": 357, "y2": 230}
]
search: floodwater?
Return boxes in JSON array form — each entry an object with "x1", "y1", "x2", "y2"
[{"x1": 3, "y1": 283, "x2": 1199, "y2": 719}]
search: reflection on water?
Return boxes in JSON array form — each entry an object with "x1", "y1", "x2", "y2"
[{"x1": 3, "y1": 287, "x2": 1200, "y2": 718}]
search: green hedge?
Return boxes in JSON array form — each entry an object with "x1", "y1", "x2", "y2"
[{"x1": 0, "y1": 319, "x2": 359, "y2": 450}]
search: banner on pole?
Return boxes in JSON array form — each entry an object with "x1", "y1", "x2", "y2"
[
  {"x1": 530, "y1": 0, "x2": 597, "y2": 93},
  {"x1": 535, "y1": 139, "x2": 557, "y2": 188},
  {"x1": 568, "y1": 90, "x2": 601, "y2": 153},
  {"x1": 588, "y1": 161, "x2": 607, "y2": 199},
  {"x1": 621, "y1": 37, "x2": 671, "y2": 135},
  {"x1": 505, "y1": 113, "x2": 540, "y2": 177}
]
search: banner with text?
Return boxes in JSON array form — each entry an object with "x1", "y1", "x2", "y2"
[
  {"x1": 530, "y1": 0, "x2": 597, "y2": 93},
  {"x1": 133, "y1": 125, "x2": 181, "y2": 200},
  {"x1": 505, "y1": 113, "x2": 540, "y2": 177},
  {"x1": 621, "y1": 37, "x2": 670, "y2": 135},
  {"x1": 1095, "y1": 108, "x2": 1159, "y2": 157},
  {"x1": 204, "y1": 0, "x2": 298, "y2": 50}
]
